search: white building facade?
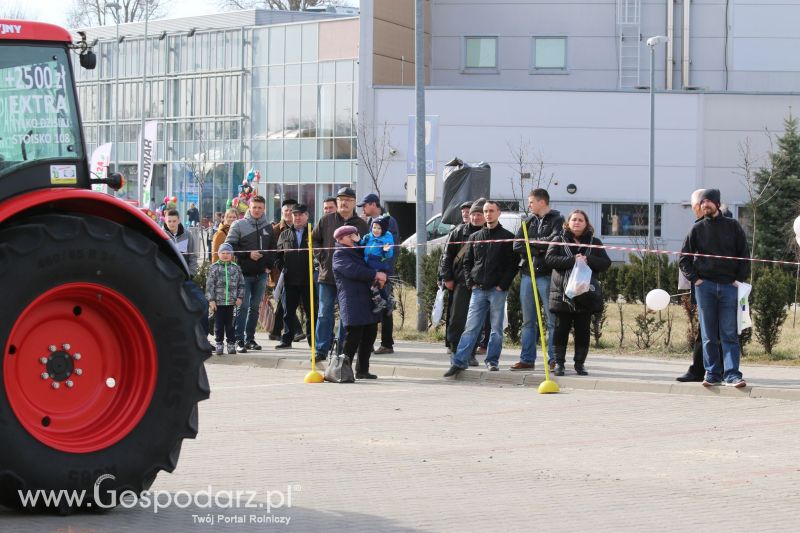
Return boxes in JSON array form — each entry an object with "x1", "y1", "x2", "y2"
[{"x1": 358, "y1": 0, "x2": 800, "y2": 258}]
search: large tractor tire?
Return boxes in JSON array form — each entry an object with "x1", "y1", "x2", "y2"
[{"x1": 0, "y1": 213, "x2": 210, "y2": 513}]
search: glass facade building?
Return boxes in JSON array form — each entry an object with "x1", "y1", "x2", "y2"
[{"x1": 74, "y1": 10, "x2": 359, "y2": 223}]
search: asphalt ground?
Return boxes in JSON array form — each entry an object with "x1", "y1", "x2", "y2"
[{"x1": 4, "y1": 363, "x2": 799, "y2": 532}]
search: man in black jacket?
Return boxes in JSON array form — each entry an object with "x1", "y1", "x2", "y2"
[
  {"x1": 224, "y1": 195, "x2": 276, "y2": 353},
  {"x1": 679, "y1": 189, "x2": 749, "y2": 388},
  {"x1": 274, "y1": 204, "x2": 314, "y2": 349},
  {"x1": 511, "y1": 189, "x2": 563, "y2": 371},
  {"x1": 440, "y1": 200, "x2": 485, "y2": 364},
  {"x1": 444, "y1": 200, "x2": 518, "y2": 376},
  {"x1": 312, "y1": 187, "x2": 369, "y2": 359}
]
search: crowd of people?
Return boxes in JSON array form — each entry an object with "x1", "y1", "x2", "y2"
[{"x1": 178, "y1": 183, "x2": 751, "y2": 388}]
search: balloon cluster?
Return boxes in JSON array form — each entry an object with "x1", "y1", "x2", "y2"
[{"x1": 227, "y1": 167, "x2": 261, "y2": 216}]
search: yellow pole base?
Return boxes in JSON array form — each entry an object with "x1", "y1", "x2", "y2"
[
  {"x1": 304, "y1": 370, "x2": 324, "y2": 383},
  {"x1": 538, "y1": 379, "x2": 561, "y2": 394}
]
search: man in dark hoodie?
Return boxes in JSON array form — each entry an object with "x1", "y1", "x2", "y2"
[
  {"x1": 444, "y1": 200, "x2": 518, "y2": 377},
  {"x1": 164, "y1": 209, "x2": 198, "y2": 276},
  {"x1": 679, "y1": 188, "x2": 749, "y2": 388},
  {"x1": 225, "y1": 195, "x2": 276, "y2": 353},
  {"x1": 510, "y1": 188, "x2": 564, "y2": 371}
]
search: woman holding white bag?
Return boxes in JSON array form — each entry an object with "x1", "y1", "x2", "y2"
[{"x1": 545, "y1": 210, "x2": 611, "y2": 376}]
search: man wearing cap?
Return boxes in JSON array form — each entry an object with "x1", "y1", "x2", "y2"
[
  {"x1": 439, "y1": 199, "x2": 485, "y2": 364},
  {"x1": 269, "y1": 198, "x2": 297, "y2": 342},
  {"x1": 444, "y1": 200, "x2": 518, "y2": 377},
  {"x1": 312, "y1": 187, "x2": 370, "y2": 359},
  {"x1": 225, "y1": 195, "x2": 276, "y2": 353},
  {"x1": 359, "y1": 192, "x2": 401, "y2": 354},
  {"x1": 679, "y1": 188, "x2": 750, "y2": 388},
  {"x1": 332, "y1": 225, "x2": 388, "y2": 379},
  {"x1": 274, "y1": 204, "x2": 314, "y2": 349}
]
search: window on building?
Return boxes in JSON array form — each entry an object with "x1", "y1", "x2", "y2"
[
  {"x1": 532, "y1": 37, "x2": 567, "y2": 70},
  {"x1": 600, "y1": 204, "x2": 661, "y2": 237},
  {"x1": 464, "y1": 37, "x2": 497, "y2": 69}
]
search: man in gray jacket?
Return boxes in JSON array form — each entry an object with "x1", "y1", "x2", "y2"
[{"x1": 225, "y1": 196, "x2": 276, "y2": 353}]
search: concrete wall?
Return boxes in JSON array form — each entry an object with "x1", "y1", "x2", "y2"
[
  {"x1": 425, "y1": 0, "x2": 800, "y2": 92},
  {"x1": 364, "y1": 86, "x2": 800, "y2": 258}
]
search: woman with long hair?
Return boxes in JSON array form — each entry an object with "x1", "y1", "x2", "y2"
[
  {"x1": 211, "y1": 208, "x2": 240, "y2": 263},
  {"x1": 545, "y1": 209, "x2": 611, "y2": 376}
]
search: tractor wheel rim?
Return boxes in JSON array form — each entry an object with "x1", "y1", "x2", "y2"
[{"x1": 4, "y1": 283, "x2": 157, "y2": 453}]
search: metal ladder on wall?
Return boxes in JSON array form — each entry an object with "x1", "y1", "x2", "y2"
[{"x1": 617, "y1": 0, "x2": 642, "y2": 88}]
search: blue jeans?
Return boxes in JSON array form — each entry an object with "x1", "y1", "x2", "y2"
[
  {"x1": 453, "y1": 288, "x2": 507, "y2": 368},
  {"x1": 695, "y1": 280, "x2": 743, "y2": 383},
  {"x1": 520, "y1": 274, "x2": 554, "y2": 364},
  {"x1": 236, "y1": 272, "x2": 268, "y2": 344},
  {"x1": 315, "y1": 283, "x2": 345, "y2": 357}
]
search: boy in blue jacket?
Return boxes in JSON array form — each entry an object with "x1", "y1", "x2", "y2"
[{"x1": 360, "y1": 215, "x2": 394, "y2": 313}]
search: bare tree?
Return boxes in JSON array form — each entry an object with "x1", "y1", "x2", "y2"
[
  {"x1": 507, "y1": 136, "x2": 554, "y2": 214},
  {"x1": 738, "y1": 135, "x2": 780, "y2": 286},
  {"x1": 218, "y1": 0, "x2": 344, "y2": 10},
  {"x1": 0, "y1": 1, "x2": 31, "y2": 19},
  {"x1": 356, "y1": 120, "x2": 395, "y2": 197},
  {"x1": 68, "y1": 0, "x2": 170, "y2": 28}
]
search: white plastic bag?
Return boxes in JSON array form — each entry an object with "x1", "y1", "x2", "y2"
[
  {"x1": 503, "y1": 300, "x2": 509, "y2": 331},
  {"x1": 565, "y1": 260, "x2": 592, "y2": 299},
  {"x1": 273, "y1": 270, "x2": 285, "y2": 304},
  {"x1": 737, "y1": 282, "x2": 752, "y2": 334},
  {"x1": 431, "y1": 286, "x2": 446, "y2": 324}
]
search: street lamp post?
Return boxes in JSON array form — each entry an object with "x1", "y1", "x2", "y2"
[
  {"x1": 646, "y1": 35, "x2": 667, "y2": 252},
  {"x1": 104, "y1": 2, "x2": 121, "y2": 175}
]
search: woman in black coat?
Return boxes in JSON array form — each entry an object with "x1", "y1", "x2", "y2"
[
  {"x1": 332, "y1": 225, "x2": 388, "y2": 379},
  {"x1": 545, "y1": 209, "x2": 611, "y2": 376}
]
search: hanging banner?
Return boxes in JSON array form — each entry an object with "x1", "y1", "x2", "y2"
[
  {"x1": 138, "y1": 120, "x2": 158, "y2": 206},
  {"x1": 89, "y1": 142, "x2": 113, "y2": 194}
]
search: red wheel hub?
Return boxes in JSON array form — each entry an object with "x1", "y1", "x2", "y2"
[{"x1": 4, "y1": 283, "x2": 157, "y2": 453}]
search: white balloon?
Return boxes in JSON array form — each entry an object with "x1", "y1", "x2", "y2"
[
  {"x1": 794, "y1": 215, "x2": 800, "y2": 236},
  {"x1": 646, "y1": 289, "x2": 671, "y2": 311}
]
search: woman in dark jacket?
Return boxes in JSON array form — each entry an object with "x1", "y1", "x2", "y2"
[
  {"x1": 545, "y1": 209, "x2": 611, "y2": 376},
  {"x1": 332, "y1": 225, "x2": 388, "y2": 379}
]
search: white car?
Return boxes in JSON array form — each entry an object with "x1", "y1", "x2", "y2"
[{"x1": 402, "y1": 212, "x2": 524, "y2": 253}]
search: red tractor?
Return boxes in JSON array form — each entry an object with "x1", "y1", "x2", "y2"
[{"x1": 0, "y1": 20, "x2": 210, "y2": 512}]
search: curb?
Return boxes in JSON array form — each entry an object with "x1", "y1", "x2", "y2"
[{"x1": 208, "y1": 354, "x2": 800, "y2": 402}]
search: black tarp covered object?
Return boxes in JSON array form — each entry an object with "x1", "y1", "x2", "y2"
[{"x1": 440, "y1": 158, "x2": 491, "y2": 225}]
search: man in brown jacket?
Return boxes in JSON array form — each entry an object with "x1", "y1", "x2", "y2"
[{"x1": 312, "y1": 187, "x2": 369, "y2": 359}]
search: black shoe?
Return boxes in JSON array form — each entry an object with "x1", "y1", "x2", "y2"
[
  {"x1": 548, "y1": 359, "x2": 556, "y2": 372},
  {"x1": 676, "y1": 372, "x2": 704, "y2": 382},
  {"x1": 443, "y1": 365, "x2": 464, "y2": 378},
  {"x1": 555, "y1": 363, "x2": 565, "y2": 376},
  {"x1": 268, "y1": 334, "x2": 280, "y2": 341},
  {"x1": 246, "y1": 340, "x2": 262, "y2": 350},
  {"x1": 485, "y1": 362, "x2": 499, "y2": 372},
  {"x1": 275, "y1": 343, "x2": 292, "y2": 349},
  {"x1": 356, "y1": 372, "x2": 378, "y2": 380},
  {"x1": 468, "y1": 356, "x2": 479, "y2": 367},
  {"x1": 574, "y1": 365, "x2": 588, "y2": 376},
  {"x1": 236, "y1": 341, "x2": 247, "y2": 354},
  {"x1": 293, "y1": 333, "x2": 307, "y2": 342}
]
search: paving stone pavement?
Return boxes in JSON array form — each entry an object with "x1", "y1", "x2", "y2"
[{"x1": 3, "y1": 364, "x2": 800, "y2": 532}]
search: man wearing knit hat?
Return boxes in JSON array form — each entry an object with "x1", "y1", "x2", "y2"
[{"x1": 679, "y1": 188, "x2": 750, "y2": 388}]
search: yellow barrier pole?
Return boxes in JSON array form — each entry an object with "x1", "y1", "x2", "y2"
[
  {"x1": 521, "y1": 220, "x2": 560, "y2": 394},
  {"x1": 304, "y1": 221, "x2": 324, "y2": 383}
]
